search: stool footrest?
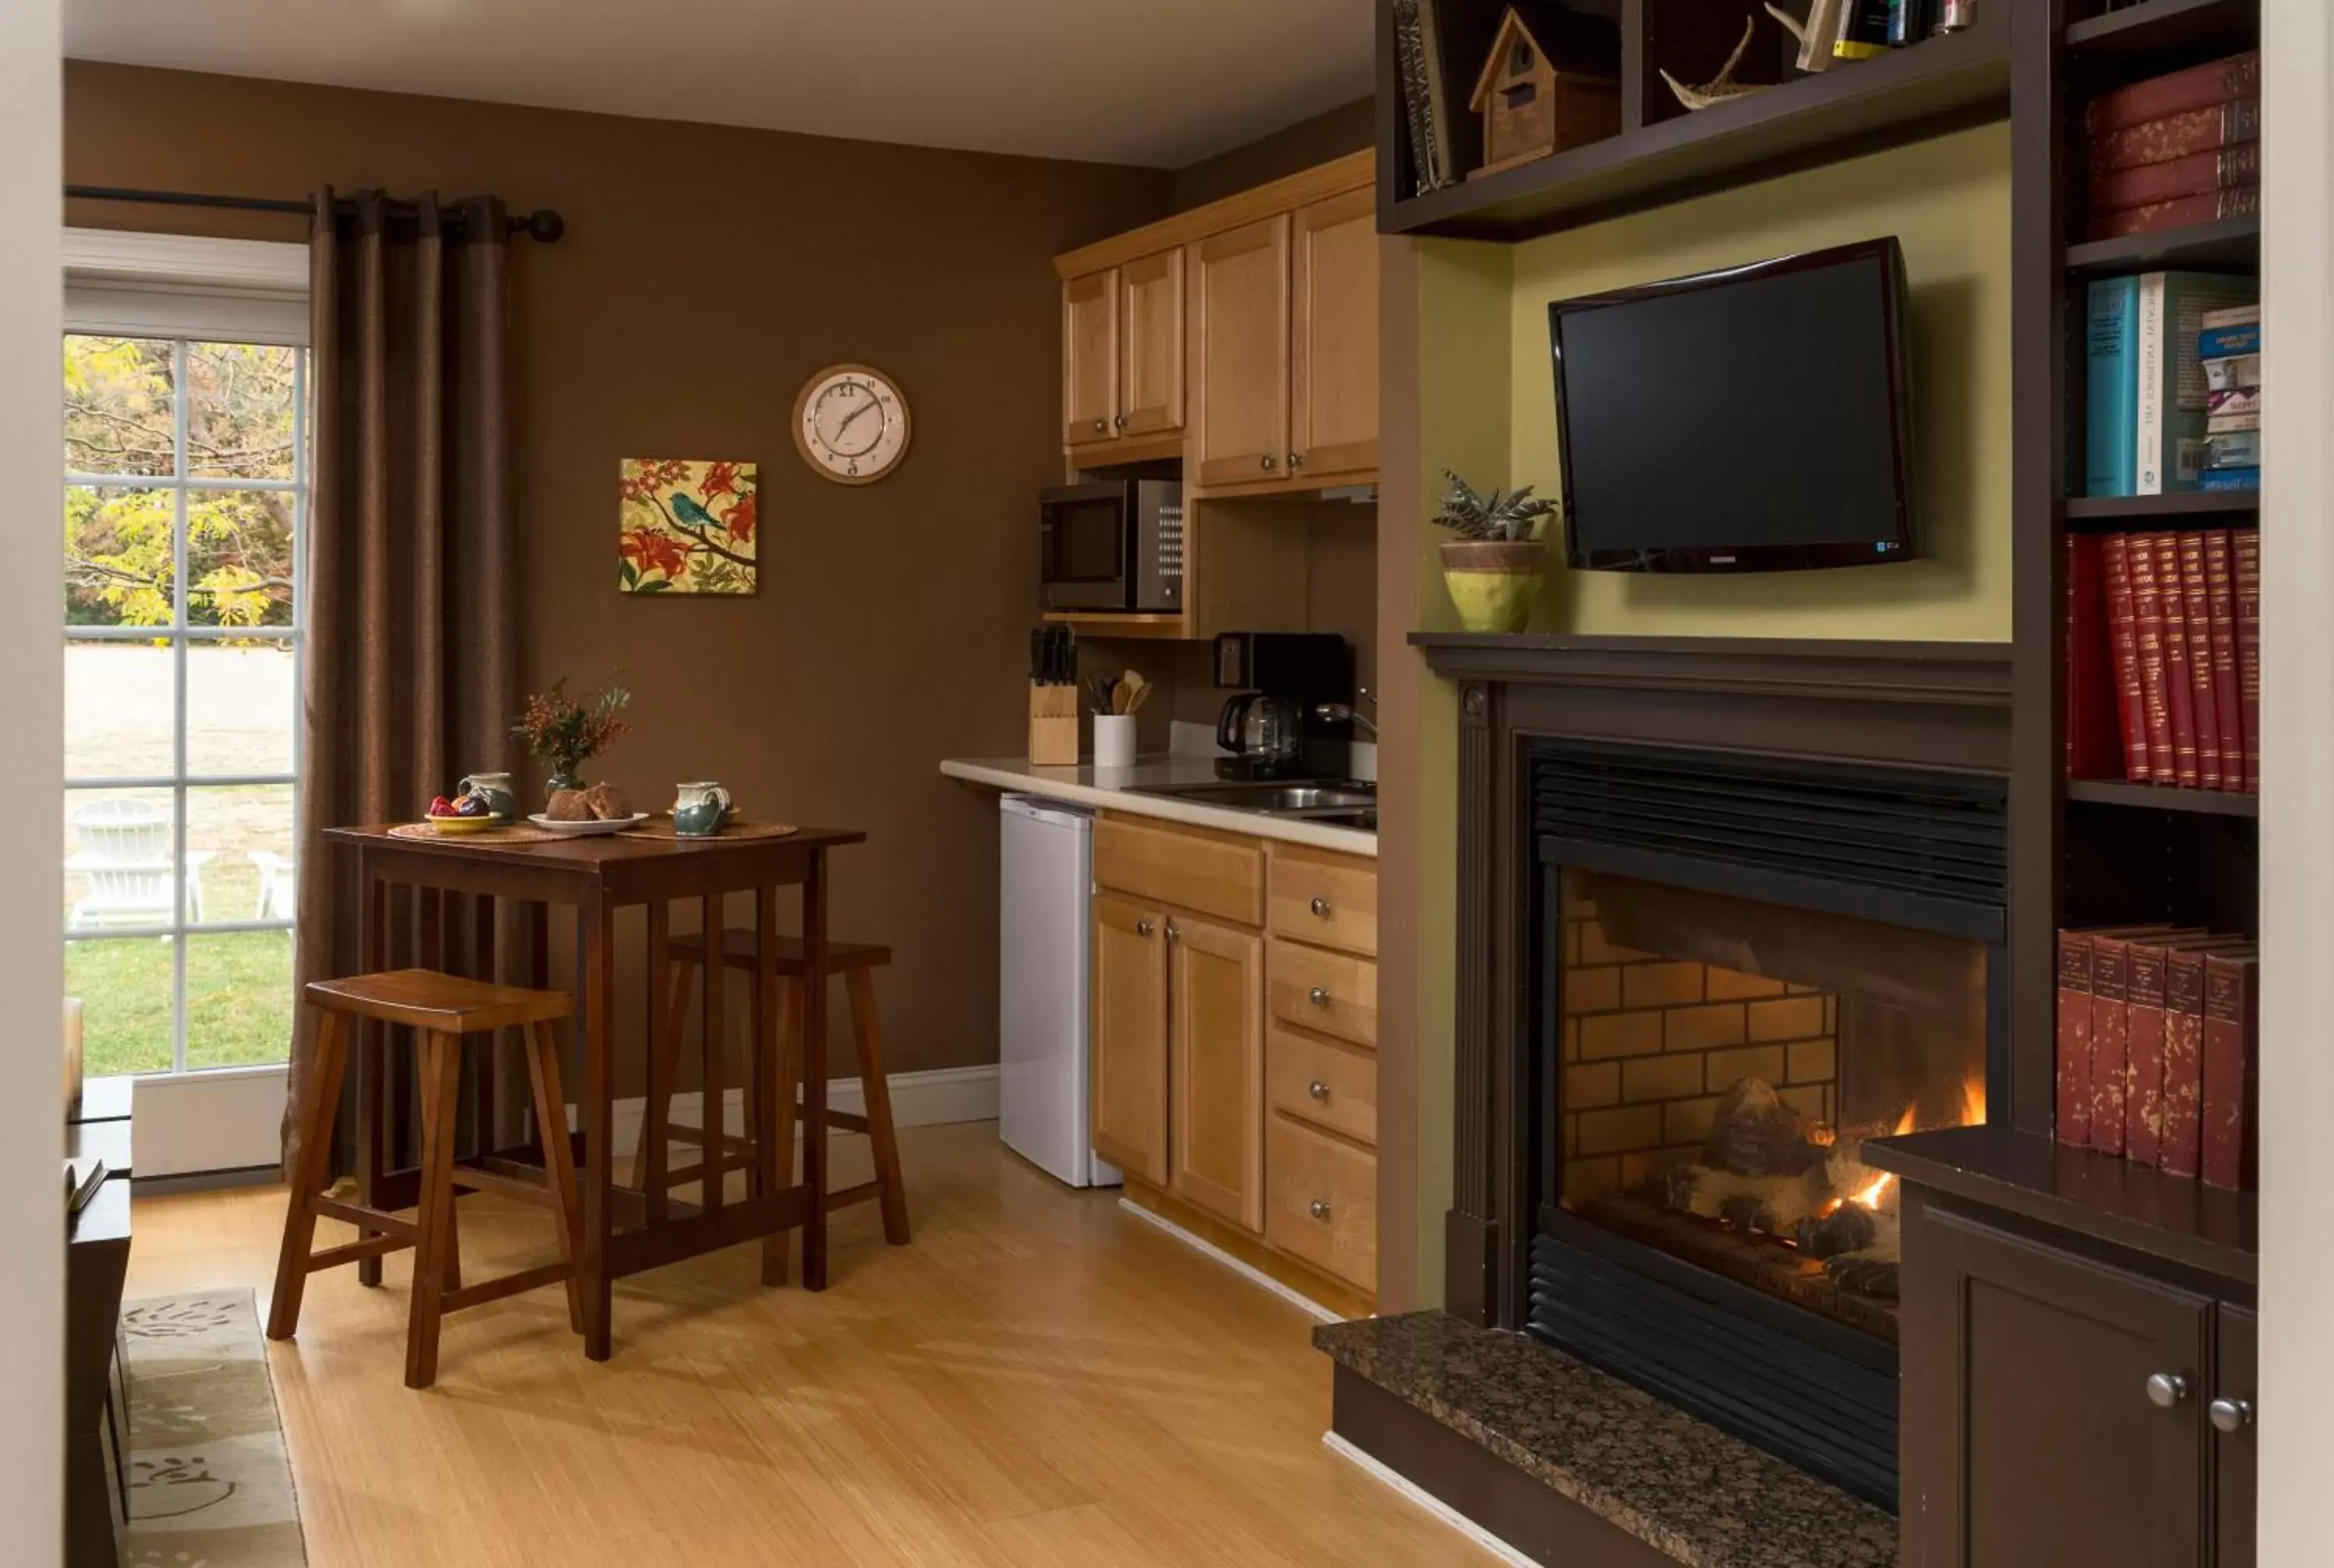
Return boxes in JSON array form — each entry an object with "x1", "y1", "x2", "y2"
[
  {"x1": 452, "y1": 1159, "x2": 562, "y2": 1209},
  {"x1": 307, "y1": 1233, "x2": 415, "y2": 1272},
  {"x1": 826, "y1": 1180, "x2": 883, "y2": 1212},
  {"x1": 314, "y1": 1196, "x2": 421, "y2": 1241},
  {"x1": 660, "y1": 1152, "x2": 758, "y2": 1190},
  {"x1": 664, "y1": 1122, "x2": 756, "y2": 1157},
  {"x1": 442, "y1": 1261, "x2": 575, "y2": 1315}
]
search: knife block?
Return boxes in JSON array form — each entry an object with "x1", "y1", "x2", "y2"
[{"x1": 1028, "y1": 684, "x2": 1079, "y2": 766}]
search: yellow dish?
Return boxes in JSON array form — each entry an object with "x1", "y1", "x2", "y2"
[{"x1": 426, "y1": 814, "x2": 500, "y2": 835}]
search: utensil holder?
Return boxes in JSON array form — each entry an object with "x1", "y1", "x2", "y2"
[
  {"x1": 1029, "y1": 684, "x2": 1079, "y2": 766},
  {"x1": 1092, "y1": 713, "x2": 1137, "y2": 770}
]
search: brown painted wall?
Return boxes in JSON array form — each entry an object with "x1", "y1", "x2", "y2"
[
  {"x1": 1172, "y1": 96, "x2": 1376, "y2": 212},
  {"x1": 64, "y1": 61, "x2": 1175, "y2": 1084}
]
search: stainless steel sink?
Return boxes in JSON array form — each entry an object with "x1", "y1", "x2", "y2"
[{"x1": 1129, "y1": 779, "x2": 1376, "y2": 826}]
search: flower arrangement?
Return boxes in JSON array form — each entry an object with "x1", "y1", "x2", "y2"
[{"x1": 514, "y1": 676, "x2": 632, "y2": 796}]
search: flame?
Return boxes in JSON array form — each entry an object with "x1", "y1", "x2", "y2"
[
  {"x1": 1847, "y1": 1171, "x2": 1896, "y2": 1210},
  {"x1": 1961, "y1": 1075, "x2": 1988, "y2": 1127}
]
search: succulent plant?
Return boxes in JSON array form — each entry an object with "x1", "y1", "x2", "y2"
[{"x1": 1433, "y1": 470, "x2": 1558, "y2": 544}]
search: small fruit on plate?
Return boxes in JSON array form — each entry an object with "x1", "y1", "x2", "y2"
[
  {"x1": 428, "y1": 796, "x2": 457, "y2": 817},
  {"x1": 454, "y1": 793, "x2": 491, "y2": 817}
]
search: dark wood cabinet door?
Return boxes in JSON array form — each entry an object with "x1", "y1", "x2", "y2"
[
  {"x1": 2212, "y1": 1305, "x2": 2255, "y2": 1568},
  {"x1": 1902, "y1": 1196, "x2": 2212, "y2": 1568}
]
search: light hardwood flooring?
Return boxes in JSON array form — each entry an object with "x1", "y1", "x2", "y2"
[{"x1": 127, "y1": 1121, "x2": 1484, "y2": 1567}]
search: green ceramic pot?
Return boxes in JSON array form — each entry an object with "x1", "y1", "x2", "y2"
[{"x1": 1440, "y1": 539, "x2": 1544, "y2": 634}]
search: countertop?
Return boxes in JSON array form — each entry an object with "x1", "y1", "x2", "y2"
[{"x1": 938, "y1": 754, "x2": 1377, "y2": 857}]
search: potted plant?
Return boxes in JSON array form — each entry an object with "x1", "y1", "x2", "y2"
[
  {"x1": 1434, "y1": 470, "x2": 1558, "y2": 634},
  {"x1": 514, "y1": 676, "x2": 632, "y2": 802}
]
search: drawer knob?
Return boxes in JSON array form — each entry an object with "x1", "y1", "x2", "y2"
[
  {"x1": 2146, "y1": 1372, "x2": 2191, "y2": 1409},
  {"x1": 1093, "y1": 418, "x2": 1108, "y2": 434},
  {"x1": 2210, "y1": 1396, "x2": 2255, "y2": 1434},
  {"x1": 1308, "y1": 1080, "x2": 1330, "y2": 1101},
  {"x1": 1165, "y1": 924, "x2": 1180, "y2": 943},
  {"x1": 1308, "y1": 986, "x2": 1329, "y2": 1006},
  {"x1": 1136, "y1": 919, "x2": 1154, "y2": 937},
  {"x1": 1309, "y1": 896, "x2": 1331, "y2": 917},
  {"x1": 1308, "y1": 1199, "x2": 1332, "y2": 1220},
  {"x1": 1114, "y1": 414, "x2": 1128, "y2": 430},
  {"x1": 1261, "y1": 454, "x2": 1277, "y2": 471}
]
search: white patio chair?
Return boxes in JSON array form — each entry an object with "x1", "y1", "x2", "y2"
[
  {"x1": 65, "y1": 798, "x2": 214, "y2": 931},
  {"x1": 251, "y1": 849, "x2": 296, "y2": 920}
]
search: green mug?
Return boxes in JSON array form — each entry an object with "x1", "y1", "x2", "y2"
[{"x1": 672, "y1": 781, "x2": 732, "y2": 838}]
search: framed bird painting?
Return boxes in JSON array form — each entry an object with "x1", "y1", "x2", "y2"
[{"x1": 618, "y1": 457, "x2": 759, "y2": 595}]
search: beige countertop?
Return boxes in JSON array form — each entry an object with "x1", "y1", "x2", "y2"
[{"x1": 938, "y1": 754, "x2": 1377, "y2": 858}]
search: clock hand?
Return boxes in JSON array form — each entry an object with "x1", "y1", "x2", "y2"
[{"x1": 836, "y1": 398, "x2": 879, "y2": 436}]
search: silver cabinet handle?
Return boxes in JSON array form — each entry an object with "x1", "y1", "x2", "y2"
[
  {"x1": 1093, "y1": 418, "x2": 1108, "y2": 434},
  {"x1": 1135, "y1": 919, "x2": 1154, "y2": 937},
  {"x1": 2210, "y1": 1396, "x2": 2255, "y2": 1433},
  {"x1": 2146, "y1": 1373, "x2": 2191, "y2": 1409},
  {"x1": 1288, "y1": 452, "x2": 1304, "y2": 469},
  {"x1": 1309, "y1": 896, "x2": 1330, "y2": 917},
  {"x1": 1114, "y1": 414, "x2": 1128, "y2": 429},
  {"x1": 1308, "y1": 1080, "x2": 1330, "y2": 1101},
  {"x1": 1164, "y1": 924, "x2": 1180, "y2": 943},
  {"x1": 1308, "y1": 986, "x2": 1329, "y2": 1006},
  {"x1": 1260, "y1": 453, "x2": 1277, "y2": 471},
  {"x1": 1308, "y1": 1199, "x2": 1332, "y2": 1220}
]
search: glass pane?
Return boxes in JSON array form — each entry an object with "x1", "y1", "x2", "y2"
[
  {"x1": 65, "y1": 787, "x2": 177, "y2": 933},
  {"x1": 186, "y1": 785, "x2": 293, "y2": 926},
  {"x1": 65, "y1": 485, "x2": 175, "y2": 627},
  {"x1": 186, "y1": 489, "x2": 294, "y2": 628},
  {"x1": 186, "y1": 341, "x2": 297, "y2": 480},
  {"x1": 65, "y1": 936, "x2": 175, "y2": 1077},
  {"x1": 64, "y1": 334, "x2": 174, "y2": 478},
  {"x1": 65, "y1": 640, "x2": 174, "y2": 779},
  {"x1": 187, "y1": 640, "x2": 295, "y2": 779},
  {"x1": 186, "y1": 931, "x2": 293, "y2": 1069}
]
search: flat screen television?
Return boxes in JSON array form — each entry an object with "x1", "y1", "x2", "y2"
[{"x1": 1547, "y1": 237, "x2": 1918, "y2": 573}]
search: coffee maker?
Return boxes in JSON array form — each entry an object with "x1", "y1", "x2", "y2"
[{"x1": 1211, "y1": 632, "x2": 1354, "y2": 780}]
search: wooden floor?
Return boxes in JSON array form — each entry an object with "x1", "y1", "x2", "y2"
[{"x1": 128, "y1": 1122, "x2": 1485, "y2": 1567}]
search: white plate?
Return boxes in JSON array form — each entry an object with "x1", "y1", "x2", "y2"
[{"x1": 526, "y1": 813, "x2": 650, "y2": 836}]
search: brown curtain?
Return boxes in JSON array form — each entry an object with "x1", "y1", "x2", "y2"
[{"x1": 282, "y1": 189, "x2": 520, "y2": 1178}]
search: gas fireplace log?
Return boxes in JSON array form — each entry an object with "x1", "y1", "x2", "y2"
[
  {"x1": 1663, "y1": 1164, "x2": 1834, "y2": 1234},
  {"x1": 1702, "y1": 1080, "x2": 1828, "y2": 1178}
]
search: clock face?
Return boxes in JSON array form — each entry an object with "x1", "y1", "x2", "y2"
[{"x1": 792, "y1": 364, "x2": 910, "y2": 485}]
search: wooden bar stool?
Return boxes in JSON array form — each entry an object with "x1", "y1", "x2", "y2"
[
  {"x1": 268, "y1": 969, "x2": 585, "y2": 1390},
  {"x1": 643, "y1": 933, "x2": 910, "y2": 1270}
]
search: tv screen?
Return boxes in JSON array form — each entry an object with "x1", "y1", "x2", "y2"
[{"x1": 1548, "y1": 237, "x2": 1917, "y2": 573}]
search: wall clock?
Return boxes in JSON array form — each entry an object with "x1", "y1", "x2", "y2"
[{"x1": 792, "y1": 362, "x2": 911, "y2": 485}]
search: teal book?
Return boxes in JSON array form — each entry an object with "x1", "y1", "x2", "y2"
[{"x1": 2087, "y1": 277, "x2": 2140, "y2": 497}]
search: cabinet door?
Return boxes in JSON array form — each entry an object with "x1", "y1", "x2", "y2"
[
  {"x1": 1901, "y1": 1196, "x2": 2212, "y2": 1568},
  {"x1": 1063, "y1": 268, "x2": 1120, "y2": 447},
  {"x1": 1167, "y1": 914, "x2": 1265, "y2": 1231},
  {"x1": 2213, "y1": 1305, "x2": 2255, "y2": 1568},
  {"x1": 1290, "y1": 187, "x2": 1379, "y2": 481},
  {"x1": 1189, "y1": 215, "x2": 1291, "y2": 488},
  {"x1": 1118, "y1": 249, "x2": 1185, "y2": 437},
  {"x1": 1091, "y1": 894, "x2": 1166, "y2": 1184}
]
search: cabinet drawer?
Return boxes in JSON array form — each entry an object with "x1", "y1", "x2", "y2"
[
  {"x1": 1267, "y1": 1027, "x2": 1376, "y2": 1146},
  {"x1": 1267, "y1": 843, "x2": 1377, "y2": 957},
  {"x1": 1267, "y1": 937, "x2": 1376, "y2": 1048},
  {"x1": 1266, "y1": 1117, "x2": 1376, "y2": 1293},
  {"x1": 1095, "y1": 814, "x2": 1263, "y2": 927}
]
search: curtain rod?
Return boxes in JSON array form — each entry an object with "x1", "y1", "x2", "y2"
[{"x1": 63, "y1": 184, "x2": 566, "y2": 243}]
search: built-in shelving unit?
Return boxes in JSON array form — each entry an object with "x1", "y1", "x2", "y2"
[
  {"x1": 2063, "y1": 212, "x2": 2259, "y2": 275},
  {"x1": 2064, "y1": 490, "x2": 2259, "y2": 523},
  {"x1": 2064, "y1": 778, "x2": 2260, "y2": 817},
  {"x1": 1039, "y1": 611, "x2": 1187, "y2": 641}
]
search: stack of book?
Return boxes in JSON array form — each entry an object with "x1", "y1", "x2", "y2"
[
  {"x1": 2083, "y1": 52, "x2": 2259, "y2": 242},
  {"x1": 2063, "y1": 529, "x2": 2259, "y2": 792},
  {"x1": 2199, "y1": 305, "x2": 2261, "y2": 492},
  {"x1": 2056, "y1": 926, "x2": 2256, "y2": 1190},
  {"x1": 2086, "y1": 271, "x2": 2258, "y2": 497}
]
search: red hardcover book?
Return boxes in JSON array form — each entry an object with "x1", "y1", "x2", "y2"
[
  {"x1": 2087, "y1": 186, "x2": 2261, "y2": 243},
  {"x1": 2155, "y1": 533, "x2": 2202, "y2": 788},
  {"x1": 2090, "y1": 143, "x2": 2262, "y2": 213},
  {"x1": 2125, "y1": 939, "x2": 2175, "y2": 1164},
  {"x1": 2056, "y1": 930, "x2": 2095, "y2": 1147},
  {"x1": 2162, "y1": 947, "x2": 2213, "y2": 1178},
  {"x1": 2178, "y1": 531, "x2": 2223, "y2": 790},
  {"x1": 2089, "y1": 935, "x2": 2138, "y2": 1157},
  {"x1": 2085, "y1": 52, "x2": 2261, "y2": 136},
  {"x1": 2090, "y1": 100, "x2": 2262, "y2": 178},
  {"x1": 2234, "y1": 530, "x2": 2261, "y2": 793},
  {"x1": 2200, "y1": 948, "x2": 2259, "y2": 1190},
  {"x1": 2102, "y1": 535, "x2": 2150, "y2": 781},
  {"x1": 2203, "y1": 530, "x2": 2244, "y2": 796},
  {"x1": 2132, "y1": 533, "x2": 2177, "y2": 780},
  {"x1": 2065, "y1": 534, "x2": 2122, "y2": 779}
]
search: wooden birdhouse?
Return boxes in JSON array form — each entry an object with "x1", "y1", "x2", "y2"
[{"x1": 1467, "y1": 1, "x2": 1623, "y2": 180}]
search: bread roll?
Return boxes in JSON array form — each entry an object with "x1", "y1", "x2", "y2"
[
  {"x1": 586, "y1": 782, "x2": 628, "y2": 821},
  {"x1": 546, "y1": 789, "x2": 592, "y2": 822}
]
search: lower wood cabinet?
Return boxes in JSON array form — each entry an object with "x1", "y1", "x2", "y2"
[
  {"x1": 1091, "y1": 893, "x2": 1167, "y2": 1185},
  {"x1": 1167, "y1": 914, "x2": 1263, "y2": 1230},
  {"x1": 1264, "y1": 1112, "x2": 1377, "y2": 1293}
]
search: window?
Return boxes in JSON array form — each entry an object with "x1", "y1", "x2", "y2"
[{"x1": 63, "y1": 331, "x2": 306, "y2": 1076}]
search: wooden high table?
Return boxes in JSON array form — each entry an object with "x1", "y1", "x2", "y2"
[{"x1": 323, "y1": 821, "x2": 866, "y2": 1360}]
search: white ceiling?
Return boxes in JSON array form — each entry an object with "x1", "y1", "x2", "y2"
[{"x1": 65, "y1": 0, "x2": 1376, "y2": 168}]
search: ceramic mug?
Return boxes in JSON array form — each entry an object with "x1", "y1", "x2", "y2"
[
  {"x1": 672, "y1": 781, "x2": 732, "y2": 838},
  {"x1": 458, "y1": 771, "x2": 518, "y2": 821}
]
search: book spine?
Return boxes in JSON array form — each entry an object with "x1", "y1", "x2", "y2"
[
  {"x1": 2125, "y1": 941, "x2": 2172, "y2": 1165},
  {"x1": 2203, "y1": 530, "x2": 2244, "y2": 793},
  {"x1": 2065, "y1": 534, "x2": 2122, "y2": 779},
  {"x1": 2132, "y1": 533, "x2": 2177, "y2": 779},
  {"x1": 2156, "y1": 531, "x2": 2202, "y2": 786},
  {"x1": 2136, "y1": 274, "x2": 2168, "y2": 496},
  {"x1": 2086, "y1": 277, "x2": 2141, "y2": 497},
  {"x1": 2090, "y1": 144, "x2": 2262, "y2": 215},
  {"x1": 2178, "y1": 530, "x2": 2222, "y2": 789},
  {"x1": 2090, "y1": 937, "x2": 2135, "y2": 1157},
  {"x1": 2161, "y1": 950, "x2": 2209, "y2": 1177},
  {"x1": 2205, "y1": 352, "x2": 2262, "y2": 393},
  {"x1": 2085, "y1": 52, "x2": 2261, "y2": 135},
  {"x1": 2103, "y1": 534, "x2": 2151, "y2": 782},
  {"x1": 2199, "y1": 467, "x2": 2262, "y2": 492},
  {"x1": 2235, "y1": 530, "x2": 2261, "y2": 792},
  {"x1": 2090, "y1": 99, "x2": 2262, "y2": 178},
  {"x1": 2198, "y1": 321, "x2": 2264, "y2": 359},
  {"x1": 2056, "y1": 930, "x2": 2094, "y2": 1147},
  {"x1": 2205, "y1": 429, "x2": 2263, "y2": 469},
  {"x1": 2200, "y1": 952, "x2": 2258, "y2": 1189},
  {"x1": 2087, "y1": 186, "x2": 2262, "y2": 243}
]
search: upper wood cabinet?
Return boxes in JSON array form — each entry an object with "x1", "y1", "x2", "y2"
[
  {"x1": 1120, "y1": 250, "x2": 1185, "y2": 438},
  {"x1": 1091, "y1": 892, "x2": 1169, "y2": 1185},
  {"x1": 1063, "y1": 268, "x2": 1119, "y2": 449},
  {"x1": 1167, "y1": 913, "x2": 1265, "y2": 1232},
  {"x1": 1291, "y1": 187, "x2": 1380, "y2": 483},
  {"x1": 1190, "y1": 215, "x2": 1293, "y2": 488}
]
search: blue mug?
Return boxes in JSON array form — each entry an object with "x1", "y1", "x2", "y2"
[{"x1": 672, "y1": 782, "x2": 732, "y2": 838}]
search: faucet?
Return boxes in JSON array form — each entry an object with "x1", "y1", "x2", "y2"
[{"x1": 1315, "y1": 687, "x2": 1378, "y2": 740}]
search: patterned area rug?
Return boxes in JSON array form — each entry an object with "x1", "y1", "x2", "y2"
[{"x1": 117, "y1": 1291, "x2": 307, "y2": 1567}]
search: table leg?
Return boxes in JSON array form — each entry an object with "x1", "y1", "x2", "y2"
[
  {"x1": 755, "y1": 882, "x2": 783, "y2": 1286},
  {"x1": 801, "y1": 849, "x2": 830, "y2": 1292},
  {"x1": 357, "y1": 854, "x2": 387, "y2": 1289},
  {"x1": 580, "y1": 888, "x2": 615, "y2": 1360},
  {"x1": 643, "y1": 898, "x2": 672, "y2": 1220},
  {"x1": 473, "y1": 893, "x2": 497, "y2": 1150},
  {"x1": 702, "y1": 894, "x2": 725, "y2": 1213}
]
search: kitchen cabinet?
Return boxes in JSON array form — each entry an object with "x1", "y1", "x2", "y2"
[
  {"x1": 1290, "y1": 187, "x2": 1381, "y2": 483},
  {"x1": 1190, "y1": 215, "x2": 1293, "y2": 488},
  {"x1": 1062, "y1": 268, "x2": 1118, "y2": 450},
  {"x1": 1167, "y1": 915, "x2": 1264, "y2": 1230},
  {"x1": 1061, "y1": 251, "x2": 1184, "y2": 450},
  {"x1": 1091, "y1": 892, "x2": 1168, "y2": 1185},
  {"x1": 2213, "y1": 1306, "x2": 2256, "y2": 1568}
]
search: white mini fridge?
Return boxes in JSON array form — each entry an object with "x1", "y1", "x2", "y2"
[{"x1": 998, "y1": 795, "x2": 1120, "y2": 1188}]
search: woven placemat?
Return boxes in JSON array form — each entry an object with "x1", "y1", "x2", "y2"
[
  {"x1": 624, "y1": 816, "x2": 801, "y2": 841},
  {"x1": 387, "y1": 821, "x2": 562, "y2": 844}
]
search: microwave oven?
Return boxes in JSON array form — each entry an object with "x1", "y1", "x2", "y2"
[{"x1": 1039, "y1": 480, "x2": 1183, "y2": 613}]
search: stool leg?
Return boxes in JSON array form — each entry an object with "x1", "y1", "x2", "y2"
[
  {"x1": 639, "y1": 958, "x2": 693, "y2": 1198},
  {"x1": 846, "y1": 969, "x2": 912, "y2": 1247},
  {"x1": 524, "y1": 1020, "x2": 587, "y2": 1335},
  {"x1": 267, "y1": 1008, "x2": 350, "y2": 1341},
  {"x1": 405, "y1": 1031, "x2": 463, "y2": 1391},
  {"x1": 761, "y1": 976, "x2": 801, "y2": 1287}
]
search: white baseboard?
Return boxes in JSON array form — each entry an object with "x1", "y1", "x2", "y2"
[
  {"x1": 1322, "y1": 1433, "x2": 1537, "y2": 1567},
  {"x1": 608, "y1": 1063, "x2": 997, "y2": 1156},
  {"x1": 1116, "y1": 1197, "x2": 1344, "y2": 1324}
]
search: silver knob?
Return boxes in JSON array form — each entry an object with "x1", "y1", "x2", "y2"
[
  {"x1": 1260, "y1": 454, "x2": 1277, "y2": 471},
  {"x1": 1309, "y1": 896, "x2": 1330, "y2": 917},
  {"x1": 1308, "y1": 986, "x2": 1329, "y2": 1006},
  {"x1": 1114, "y1": 414, "x2": 1127, "y2": 429},
  {"x1": 1288, "y1": 452, "x2": 1304, "y2": 469},
  {"x1": 1136, "y1": 919, "x2": 1154, "y2": 937},
  {"x1": 1164, "y1": 924, "x2": 1179, "y2": 943},
  {"x1": 2146, "y1": 1373, "x2": 2191, "y2": 1409},
  {"x1": 1308, "y1": 1199, "x2": 1331, "y2": 1220},
  {"x1": 2210, "y1": 1396, "x2": 2255, "y2": 1433},
  {"x1": 1308, "y1": 1080, "x2": 1330, "y2": 1100},
  {"x1": 1093, "y1": 418, "x2": 1107, "y2": 433}
]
